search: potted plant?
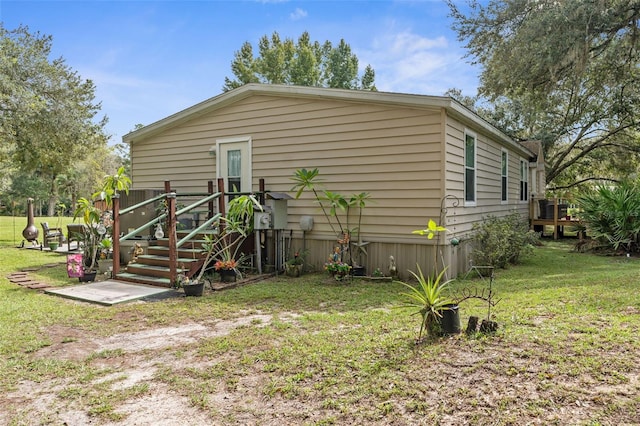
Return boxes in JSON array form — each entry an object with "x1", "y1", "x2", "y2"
[
  {"x1": 215, "y1": 258, "x2": 238, "y2": 283},
  {"x1": 68, "y1": 168, "x2": 130, "y2": 282},
  {"x1": 176, "y1": 194, "x2": 260, "y2": 292},
  {"x1": 214, "y1": 194, "x2": 261, "y2": 282},
  {"x1": 176, "y1": 232, "x2": 234, "y2": 296},
  {"x1": 395, "y1": 218, "x2": 461, "y2": 341},
  {"x1": 175, "y1": 269, "x2": 205, "y2": 297},
  {"x1": 324, "y1": 260, "x2": 352, "y2": 280},
  {"x1": 285, "y1": 249, "x2": 306, "y2": 277},
  {"x1": 396, "y1": 266, "x2": 455, "y2": 341},
  {"x1": 97, "y1": 237, "x2": 113, "y2": 274},
  {"x1": 71, "y1": 198, "x2": 105, "y2": 282}
]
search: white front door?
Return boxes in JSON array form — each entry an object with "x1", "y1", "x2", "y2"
[{"x1": 217, "y1": 137, "x2": 252, "y2": 197}]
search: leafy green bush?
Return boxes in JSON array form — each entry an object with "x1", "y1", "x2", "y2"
[
  {"x1": 576, "y1": 181, "x2": 640, "y2": 253},
  {"x1": 471, "y1": 212, "x2": 539, "y2": 268}
]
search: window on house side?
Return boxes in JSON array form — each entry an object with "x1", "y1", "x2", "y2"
[
  {"x1": 464, "y1": 133, "x2": 476, "y2": 203},
  {"x1": 519, "y1": 159, "x2": 528, "y2": 202},
  {"x1": 501, "y1": 150, "x2": 508, "y2": 202}
]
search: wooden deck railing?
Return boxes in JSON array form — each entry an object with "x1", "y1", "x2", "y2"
[
  {"x1": 111, "y1": 178, "x2": 268, "y2": 284},
  {"x1": 112, "y1": 179, "x2": 225, "y2": 283},
  {"x1": 530, "y1": 198, "x2": 583, "y2": 240}
]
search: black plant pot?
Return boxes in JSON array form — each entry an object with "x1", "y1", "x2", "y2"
[
  {"x1": 220, "y1": 269, "x2": 237, "y2": 283},
  {"x1": 183, "y1": 282, "x2": 205, "y2": 297},
  {"x1": 352, "y1": 266, "x2": 366, "y2": 277},
  {"x1": 439, "y1": 304, "x2": 461, "y2": 335},
  {"x1": 78, "y1": 271, "x2": 97, "y2": 283}
]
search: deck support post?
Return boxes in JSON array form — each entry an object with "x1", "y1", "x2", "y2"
[
  {"x1": 217, "y1": 178, "x2": 225, "y2": 230},
  {"x1": 167, "y1": 191, "x2": 177, "y2": 285},
  {"x1": 112, "y1": 194, "x2": 120, "y2": 276},
  {"x1": 208, "y1": 180, "x2": 215, "y2": 219}
]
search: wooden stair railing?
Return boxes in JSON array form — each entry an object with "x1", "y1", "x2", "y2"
[
  {"x1": 112, "y1": 178, "x2": 267, "y2": 287},
  {"x1": 112, "y1": 179, "x2": 225, "y2": 287}
]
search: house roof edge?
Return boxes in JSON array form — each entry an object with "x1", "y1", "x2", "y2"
[{"x1": 122, "y1": 83, "x2": 530, "y2": 157}]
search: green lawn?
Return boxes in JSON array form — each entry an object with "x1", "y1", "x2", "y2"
[{"x1": 0, "y1": 215, "x2": 639, "y2": 425}]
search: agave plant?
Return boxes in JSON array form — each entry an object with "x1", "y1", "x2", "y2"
[{"x1": 397, "y1": 265, "x2": 453, "y2": 341}]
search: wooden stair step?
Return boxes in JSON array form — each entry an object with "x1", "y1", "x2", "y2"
[
  {"x1": 116, "y1": 272, "x2": 172, "y2": 288},
  {"x1": 136, "y1": 255, "x2": 200, "y2": 268},
  {"x1": 147, "y1": 246, "x2": 202, "y2": 257},
  {"x1": 154, "y1": 241, "x2": 210, "y2": 250},
  {"x1": 125, "y1": 264, "x2": 186, "y2": 278},
  {"x1": 117, "y1": 229, "x2": 210, "y2": 287},
  {"x1": 177, "y1": 229, "x2": 219, "y2": 236}
]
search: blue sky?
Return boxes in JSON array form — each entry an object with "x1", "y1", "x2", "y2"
[{"x1": 1, "y1": 0, "x2": 481, "y2": 144}]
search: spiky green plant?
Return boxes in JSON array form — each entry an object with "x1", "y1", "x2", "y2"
[
  {"x1": 577, "y1": 181, "x2": 640, "y2": 253},
  {"x1": 396, "y1": 265, "x2": 453, "y2": 341}
]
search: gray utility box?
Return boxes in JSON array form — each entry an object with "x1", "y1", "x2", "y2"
[
  {"x1": 266, "y1": 192, "x2": 292, "y2": 230},
  {"x1": 254, "y1": 211, "x2": 272, "y2": 230}
]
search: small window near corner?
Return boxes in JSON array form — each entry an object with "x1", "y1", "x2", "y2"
[
  {"x1": 464, "y1": 132, "x2": 476, "y2": 203},
  {"x1": 501, "y1": 150, "x2": 508, "y2": 202},
  {"x1": 519, "y1": 158, "x2": 528, "y2": 202}
]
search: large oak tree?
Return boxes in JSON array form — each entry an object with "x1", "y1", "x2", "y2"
[{"x1": 448, "y1": 1, "x2": 640, "y2": 189}]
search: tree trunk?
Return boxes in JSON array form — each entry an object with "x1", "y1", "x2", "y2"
[{"x1": 48, "y1": 175, "x2": 58, "y2": 216}]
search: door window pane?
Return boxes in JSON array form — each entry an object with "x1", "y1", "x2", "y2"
[{"x1": 227, "y1": 149, "x2": 241, "y2": 198}]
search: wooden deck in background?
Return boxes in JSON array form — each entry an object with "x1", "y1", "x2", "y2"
[{"x1": 530, "y1": 199, "x2": 583, "y2": 240}]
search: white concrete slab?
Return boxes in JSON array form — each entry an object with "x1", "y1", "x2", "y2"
[{"x1": 45, "y1": 280, "x2": 176, "y2": 306}]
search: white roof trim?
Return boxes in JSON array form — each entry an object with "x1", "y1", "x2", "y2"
[{"x1": 123, "y1": 83, "x2": 533, "y2": 157}]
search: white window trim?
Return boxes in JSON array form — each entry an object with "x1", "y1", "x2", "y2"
[
  {"x1": 464, "y1": 130, "x2": 477, "y2": 206},
  {"x1": 215, "y1": 136, "x2": 253, "y2": 193},
  {"x1": 501, "y1": 149, "x2": 508, "y2": 204},
  {"x1": 519, "y1": 157, "x2": 529, "y2": 203}
]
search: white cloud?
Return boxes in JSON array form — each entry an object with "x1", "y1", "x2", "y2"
[
  {"x1": 289, "y1": 8, "x2": 307, "y2": 21},
  {"x1": 361, "y1": 29, "x2": 478, "y2": 96}
]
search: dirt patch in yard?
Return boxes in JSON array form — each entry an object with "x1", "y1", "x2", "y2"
[
  {"x1": 2, "y1": 314, "x2": 276, "y2": 426},
  {"x1": 2, "y1": 312, "x2": 640, "y2": 425}
]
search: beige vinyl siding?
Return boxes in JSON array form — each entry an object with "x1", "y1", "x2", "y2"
[
  {"x1": 130, "y1": 94, "x2": 448, "y2": 275},
  {"x1": 132, "y1": 95, "x2": 446, "y2": 242},
  {"x1": 127, "y1": 86, "x2": 536, "y2": 276},
  {"x1": 443, "y1": 116, "x2": 529, "y2": 240}
]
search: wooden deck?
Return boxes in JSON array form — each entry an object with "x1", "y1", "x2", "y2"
[{"x1": 530, "y1": 199, "x2": 583, "y2": 240}]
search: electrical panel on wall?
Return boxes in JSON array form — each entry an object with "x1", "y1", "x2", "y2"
[{"x1": 254, "y1": 211, "x2": 272, "y2": 230}]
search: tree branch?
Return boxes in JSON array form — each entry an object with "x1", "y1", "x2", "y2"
[{"x1": 548, "y1": 177, "x2": 620, "y2": 191}]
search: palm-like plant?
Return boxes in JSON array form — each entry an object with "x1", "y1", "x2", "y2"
[
  {"x1": 397, "y1": 265, "x2": 453, "y2": 341},
  {"x1": 73, "y1": 197, "x2": 103, "y2": 273},
  {"x1": 577, "y1": 181, "x2": 640, "y2": 252},
  {"x1": 291, "y1": 168, "x2": 340, "y2": 236},
  {"x1": 291, "y1": 168, "x2": 373, "y2": 267},
  {"x1": 93, "y1": 166, "x2": 131, "y2": 208}
]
